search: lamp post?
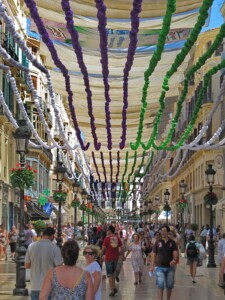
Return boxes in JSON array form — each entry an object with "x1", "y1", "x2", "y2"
[
  {"x1": 72, "y1": 179, "x2": 80, "y2": 238},
  {"x1": 87, "y1": 194, "x2": 92, "y2": 226},
  {"x1": 13, "y1": 120, "x2": 31, "y2": 296},
  {"x1": 81, "y1": 188, "x2": 87, "y2": 238},
  {"x1": 155, "y1": 196, "x2": 160, "y2": 224},
  {"x1": 205, "y1": 164, "x2": 217, "y2": 268},
  {"x1": 54, "y1": 161, "x2": 67, "y2": 248},
  {"x1": 179, "y1": 180, "x2": 187, "y2": 253},
  {"x1": 164, "y1": 189, "x2": 171, "y2": 225},
  {"x1": 148, "y1": 199, "x2": 152, "y2": 223}
]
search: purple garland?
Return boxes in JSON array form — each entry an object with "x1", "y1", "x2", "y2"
[
  {"x1": 24, "y1": 0, "x2": 89, "y2": 150},
  {"x1": 95, "y1": 0, "x2": 112, "y2": 150},
  {"x1": 109, "y1": 151, "x2": 113, "y2": 183},
  {"x1": 116, "y1": 150, "x2": 120, "y2": 183},
  {"x1": 61, "y1": 0, "x2": 101, "y2": 151},
  {"x1": 120, "y1": 0, "x2": 143, "y2": 149},
  {"x1": 92, "y1": 152, "x2": 101, "y2": 182},
  {"x1": 100, "y1": 151, "x2": 107, "y2": 183}
]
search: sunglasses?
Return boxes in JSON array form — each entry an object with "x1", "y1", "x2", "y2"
[{"x1": 83, "y1": 251, "x2": 94, "y2": 256}]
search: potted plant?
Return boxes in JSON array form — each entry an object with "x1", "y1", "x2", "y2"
[
  {"x1": 53, "y1": 190, "x2": 68, "y2": 203},
  {"x1": 10, "y1": 164, "x2": 37, "y2": 189},
  {"x1": 32, "y1": 220, "x2": 46, "y2": 237},
  {"x1": 71, "y1": 198, "x2": 80, "y2": 208},
  {"x1": 204, "y1": 191, "x2": 218, "y2": 205}
]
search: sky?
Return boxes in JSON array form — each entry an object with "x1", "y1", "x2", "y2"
[{"x1": 202, "y1": 0, "x2": 224, "y2": 32}]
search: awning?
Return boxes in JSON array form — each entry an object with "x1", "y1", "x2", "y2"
[
  {"x1": 158, "y1": 211, "x2": 172, "y2": 220},
  {"x1": 26, "y1": 201, "x2": 50, "y2": 220}
]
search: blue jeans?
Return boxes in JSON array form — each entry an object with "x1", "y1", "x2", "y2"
[
  {"x1": 105, "y1": 261, "x2": 118, "y2": 277},
  {"x1": 31, "y1": 291, "x2": 40, "y2": 300},
  {"x1": 155, "y1": 266, "x2": 175, "y2": 290}
]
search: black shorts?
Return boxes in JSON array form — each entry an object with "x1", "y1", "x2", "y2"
[{"x1": 10, "y1": 242, "x2": 17, "y2": 253}]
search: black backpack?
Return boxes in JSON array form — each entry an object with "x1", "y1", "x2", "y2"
[{"x1": 186, "y1": 242, "x2": 199, "y2": 258}]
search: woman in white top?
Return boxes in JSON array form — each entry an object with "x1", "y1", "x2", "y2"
[{"x1": 83, "y1": 245, "x2": 102, "y2": 300}]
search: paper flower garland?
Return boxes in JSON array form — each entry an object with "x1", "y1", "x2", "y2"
[
  {"x1": 130, "y1": 0, "x2": 176, "y2": 150},
  {"x1": 120, "y1": 0, "x2": 143, "y2": 149},
  {"x1": 95, "y1": 0, "x2": 112, "y2": 150},
  {"x1": 24, "y1": 0, "x2": 89, "y2": 150},
  {"x1": 141, "y1": 0, "x2": 214, "y2": 150},
  {"x1": 61, "y1": 0, "x2": 101, "y2": 151}
]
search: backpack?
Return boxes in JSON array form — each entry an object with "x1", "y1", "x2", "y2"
[{"x1": 186, "y1": 242, "x2": 198, "y2": 258}]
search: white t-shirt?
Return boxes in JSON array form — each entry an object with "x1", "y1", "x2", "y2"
[{"x1": 84, "y1": 261, "x2": 102, "y2": 300}]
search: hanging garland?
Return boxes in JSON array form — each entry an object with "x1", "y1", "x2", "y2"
[
  {"x1": 127, "y1": 151, "x2": 137, "y2": 183},
  {"x1": 61, "y1": 0, "x2": 100, "y2": 151},
  {"x1": 155, "y1": 22, "x2": 225, "y2": 150},
  {"x1": 92, "y1": 152, "x2": 101, "y2": 182},
  {"x1": 109, "y1": 151, "x2": 113, "y2": 183},
  {"x1": 100, "y1": 151, "x2": 107, "y2": 183},
  {"x1": 95, "y1": 0, "x2": 112, "y2": 150},
  {"x1": 130, "y1": 0, "x2": 176, "y2": 150},
  {"x1": 165, "y1": 58, "x2": 225, "y2": 151},
  {"x1": 140, "y1": 0, "x2": 214, "y2": 150},
  {"x1": 118, "y1": 151, "x2": 129, "y2": 199},
  {"x1": 24, "y1": 0, "x2": 89, "y2": 150},
  {"x1": 120, "y1": 0, "x2": 143, "y2": 149},
  {"x1": 0, "y1": 4, "x2": 79, "y2": 151},
  {"x1": 116, "y1": 151, "x2": 120, "y2": 183}
]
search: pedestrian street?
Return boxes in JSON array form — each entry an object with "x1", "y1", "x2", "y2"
[{"x1": 0, "y1": 255, "x2": 223, "y2": 300}]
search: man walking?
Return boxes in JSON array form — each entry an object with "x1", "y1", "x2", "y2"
[
  {"x1": 102, "y1": 225, "x2": 122, "y2": 297},
  {"x1": 24, "y1": 227, "x2": 63, "y2": 300},
  {"x1": 150, "y1": 225, "x2": 178, "y2": 300}
]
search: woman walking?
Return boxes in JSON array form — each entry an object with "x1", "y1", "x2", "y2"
[
  {"x1": 8, "y1": 225, "x2": 18, "y2": 260},
  {"x1": 40, "y1": 240, "x2": 93, "y2": 300},
  {"x1": 186, "y1": 235, "x2": 201, "y2": 283},
  {"x1": 83, "y1": 245, "x2": 102, "y2": 300},
  {"x1": 125, "y1": 233, "x2": 144, "y2": 285}
]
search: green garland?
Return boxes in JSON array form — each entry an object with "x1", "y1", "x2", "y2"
[
  {"x1": 127, "y1": 151, "x2": 137, "y2": 183},
  {"x1": 130, "y1": 0, "x2": 176, "y2": 150},
  {"x1": 155, "y1": 22, "x2": 225, "y2": 149},
  {"x1": 138, "y1": 0, "x2": 214, "y2": 150},
  {"x1": 10, "y1": 164, "x2": 36, "y2": 189},
  {"x1": 118, "y1": 151, "x2": 129, "y2": 199},
  {"x1": 165, "y1": 58, "x2": 225, "y2": 151}
]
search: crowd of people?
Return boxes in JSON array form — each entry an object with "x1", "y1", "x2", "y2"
[{"x1": 0, "y1": 221, "x2": 224, "y2": 299}]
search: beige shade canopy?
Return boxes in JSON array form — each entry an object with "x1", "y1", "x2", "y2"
[{"x1": 22, "y1": 0, "x2": 203, "y2": 184}]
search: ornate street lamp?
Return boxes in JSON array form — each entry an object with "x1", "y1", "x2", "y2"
[
  {"x1": 13, "y1": 120, "x2": 31, "y2": 296},
  {"x1": 72, "y1": 179, "x2": 80, "y2": 238},
  {"x1": 179, "y1": 180, "x2": 187, "y2": 253},
  {"x1": 164, "y1": 189, "x2": 171, "y2": 225},
  {"x1": 54, "y1": 161, "x2": 67, "y2": 248},
  {"x1": 81, "y1": 188, "x2": 88, "y2": 237},
  {"x1": 87, "y1": 194, "x2": 92, "y2": 226},
  {"x1": 205, "y1": 164, "x2": 217, "y2": 268}
]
